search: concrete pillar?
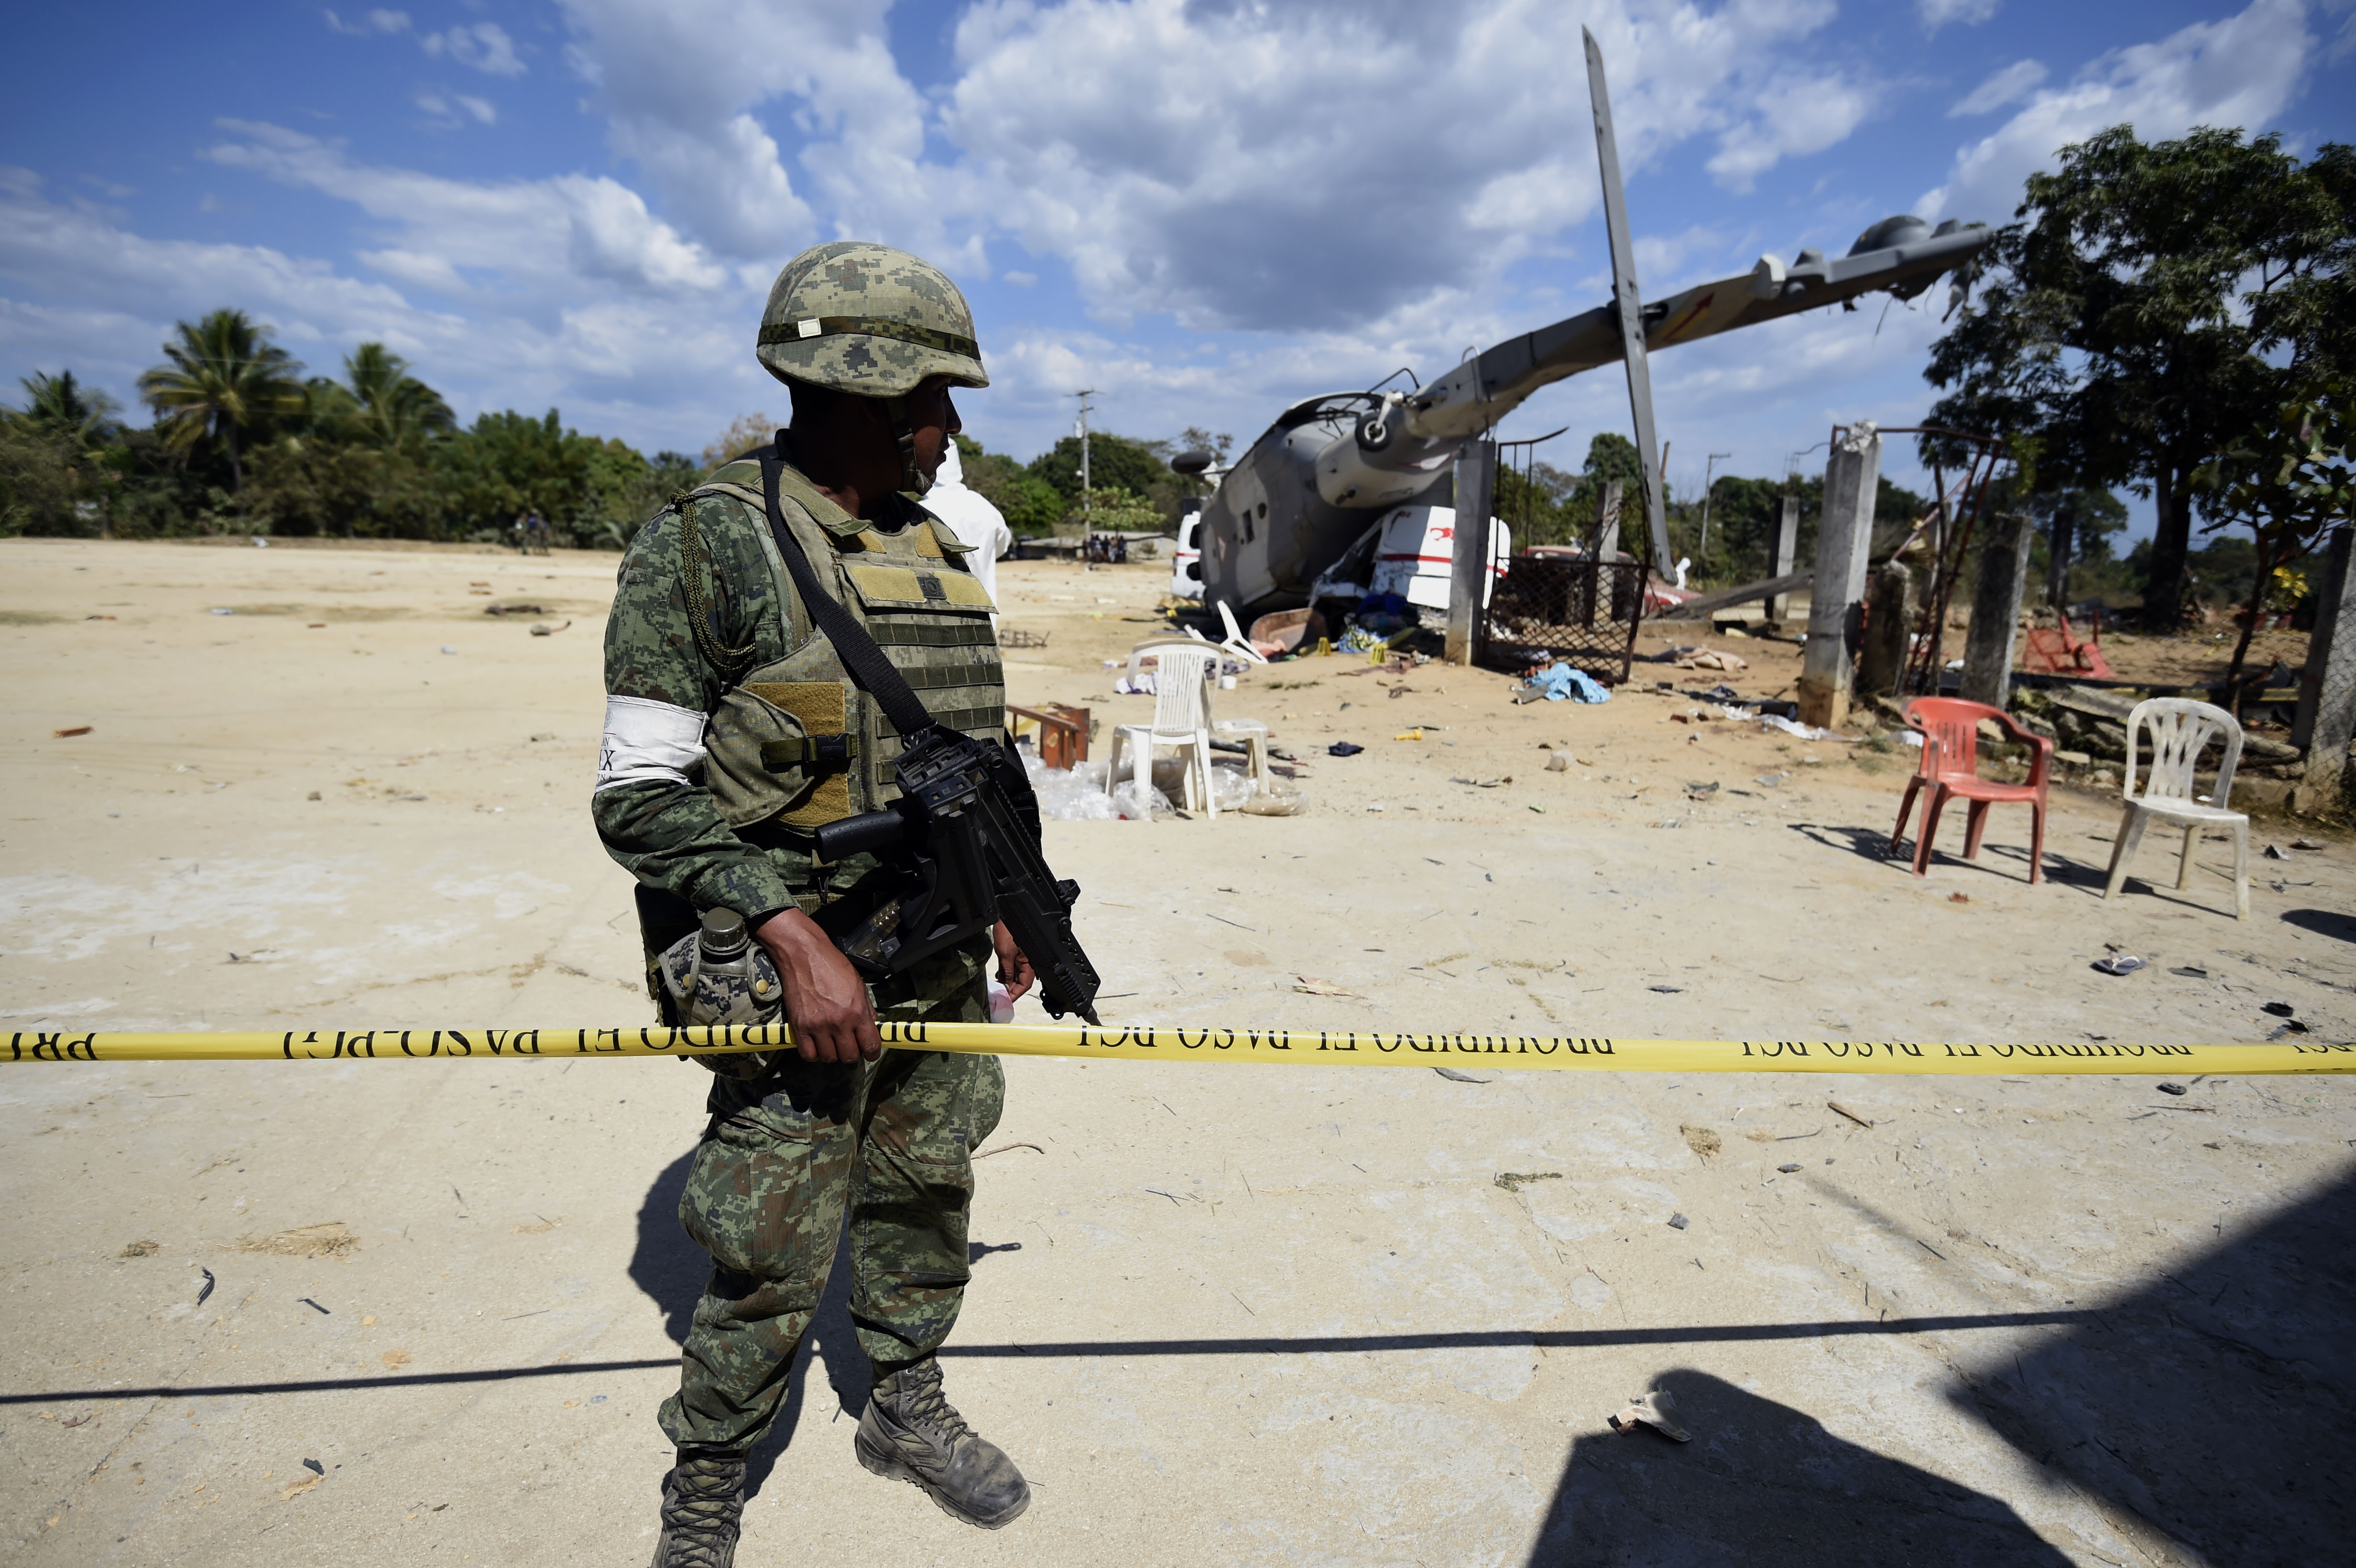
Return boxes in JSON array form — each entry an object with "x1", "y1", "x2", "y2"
[
  {"x1": 1596, "y1": 480, "x2": 1623, "y2": 560},
  {"x1": 1855, "y1": 560, "x2": 1915, "y2": 701},
  {"x1": 1961, "y1": 509, "x2": 2034, "y2": 708},
  {"x1": 1796, "y1": 422, "x2": 1880, "y2": 729},
  {"x1": 1765, "y1": 495, "x2": 1799, "y2": 623},
  {"x1": 1445, "y1": 439, "x2": 1497, "y2": 667},
  {"x1": 2292, "y1": 525, "x2": 2355, "y2": 809}
]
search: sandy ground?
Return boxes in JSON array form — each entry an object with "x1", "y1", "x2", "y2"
[{"x1": 3, "y1": 538, "x2": 2353, "y2": 1568}]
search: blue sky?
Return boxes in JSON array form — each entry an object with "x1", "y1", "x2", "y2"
[{"x1": 2, "y1": 0, "x2": 2349, "y2": 534}]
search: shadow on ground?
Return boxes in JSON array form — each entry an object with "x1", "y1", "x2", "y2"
[
  {"x1": 1525, "y1": 1368, "x2": 2071, "y2": 1566},
  {"x1": 1527, "y1": 1167, "x2": 2356, "y2": 1566},
  {"x1": 1944, "y1": 1165, "x2": 2356, "y2": 1566},
  {"x1": 626, "y1": 1143, "x2": 1029, "y2": 1502}
]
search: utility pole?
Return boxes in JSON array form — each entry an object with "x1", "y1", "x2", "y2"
[
  {"x1": 1070, "y1": 389, "x2": 1096, "y2": 530},
  {"x1": 1698, "y1": 451, "x2": 1732, "y2": 554}
]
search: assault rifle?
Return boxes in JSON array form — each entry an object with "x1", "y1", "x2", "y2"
[{"x1": 812, "y1": 728, "x2": 1102, "y2": 1025}]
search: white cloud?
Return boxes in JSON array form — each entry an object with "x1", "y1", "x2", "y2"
[
  {"x1": 324, "y1": 10, "x2": 523, "y2": 77},
  {"x1": 1950, "y1": 58, "x2": 2048, "y2": 117},
  {"x1": 1919, "y1": 0, "x2": 2314, "y2": 222},
  {"x1": 555, "y1": 0, "x2": 920, "y2": 259},
  {"x1": 1707, "y1": 70, "x2": 1881, "y2": 192},
  {"x1": 204, "y1": 120, "x2": 728, "y2": 295},
  {"x1": 414, "y1": 87, "x2": 498, "y2": 128},
  {"x1": 324, "y1": 8, "x2": 412, "y2": 36},
  {"x1": 938, "y1": 0, "x2": 1856, "y2": 333},
  {"x1": 1919, "y1": 0, "x2": 2000, "y2": 29},
  {"x1": 422, "y1": 21, "x2": 525, "y2": 78}
]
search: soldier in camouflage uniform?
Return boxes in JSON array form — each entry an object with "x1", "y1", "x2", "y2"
[{"x1": 593, "y1": 242, "x2": 1035, "y2": 1564}]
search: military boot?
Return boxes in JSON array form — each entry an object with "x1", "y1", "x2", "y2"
[
  {"x1": 651, "y1": 1450, "x2": 744, "y2": 1568},
  {"x1": 854, "y1": 1356, "x2": 1031, "y2": 1528}
]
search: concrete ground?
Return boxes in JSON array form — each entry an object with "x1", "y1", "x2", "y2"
[{"x1": 2, "y1": 538, "x2": 2352, "y2": 1567}]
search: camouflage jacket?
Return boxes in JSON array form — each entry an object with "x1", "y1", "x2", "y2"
[{"x1": 593, "y1": 444, "x2": 1006, "y2": 926}]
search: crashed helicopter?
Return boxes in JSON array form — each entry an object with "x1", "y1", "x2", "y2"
[{"x1": 1188, "y1": 215, "x2": 1995, "y2": 624}]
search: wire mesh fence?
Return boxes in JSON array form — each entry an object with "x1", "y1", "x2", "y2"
[{"x1": 1482, "y1": 555, "x2": 1647, "y2": 684}]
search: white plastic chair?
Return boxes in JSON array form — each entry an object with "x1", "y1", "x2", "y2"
[
  {"x1": 1123, "y1": 634, "x2": 1202, "y2": 688},
  {"x1": 1214, "y1": 600, "x2": 1270, "y2": 665},
  {"x1": 1106, "y1": 645, "x2": 1218, "y2": 817},
  {"x1": 2101, "y1": 698, "x2": 2250, "y2": 920}
]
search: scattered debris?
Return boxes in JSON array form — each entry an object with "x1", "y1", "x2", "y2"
[
  {"x1": 1395, "y1": 728, "x2": 1425, "y2": 741},
  {"x1": 382, "y1": 1350, "x2": 413, "y2": 1368},
  {"x1": 1515, "y1": 663, "x2": 1612, "y2": 703},
  {"x1": 195, "y1": 1267, "x2": 216, "y2": 1307},
  {"x1": 2263, "y1": 843, "x2": 2288, "y2": 860},
  {"x1": 1293, "y1": 976, "x2": 1362, "y2": 999},
  {"x1": 1673, "y1": 649, "x2": 1748, "y2": 673},
  {"x1": 1948, "y1": 893, "x2": 1970, "y2": 904},
  {"x1": 2290, "y1": 837, "x2": 2323, "y2": 850},
  {"x1": 119, "y1": 1239, "x2": 160, "y2": 1258},
  {"x1": 1778, "y1": 1163, "x2": 1802, "y2": 1173},
  {"x1": 58, "y1": 1412, "x2": 95, "y2": 1428},
  {"x1": 1610, "y1": 1389, "x2": 1692, "y2": 1442},
  {"x1": 1327, "y1": 742, "x2": 1364, "y2": 757},
  {"x1": 481, "y1": 602, "x2": 545, "y2": 616},
  {"x1": 2091, "y1": 954, "x2": 2147, "y2": 976},
  {"x1": 1667, "y1": 1212, "x2": 1690, "y2": 1230},
  {"x1": 1828, "y1": 1101, "x2": 1873, "y2": 1129},
  {"x1": 2170, "y1": 965, "x2": 2209, "y2": 979},
  {"x1": 1754, "y1": 773, "x2": 1787, "y2": 787},
  {"x1": 1681, "y1": 1126, "x2": 1722, "y2": 1158},
  {"x1": 1494, "y1": 1171, "x2": 1561, "y2": 1192},
  {"x1": 1436, "y1": 1067, "x2": 1492, "y2": 1084},
  {"x1": 2262, "y1": 1002, "x2": 2295, "y2": 1017},
  {"x1": 302, "y1": 1458, "x2": 325, "y2": 1476},
  {"x1": 52, "y1": 725, "x2": 92, "y2": 738},
  {"x1": 2269, "y1": 1022, "x2": 2312, "y2": 1039},
  {"x1": 1684, "y1": 781, "x2": 1719, "y2": 799},
  {"x1": 528, "y1": 621, "x2": 571, "y2": 637},
  {"x1": 975, "y1": 1141, "x2": 1046, "y2": 1159},
  {"x1": 299, "y1": 1297, "x2": 330, "y2": 1315},
  {"x1": 237, "y1": 1222, "x2": 358, "y2": 1260},
  {"x1": 1000, "y1": 628, "x2": 1049, "y2": 648},
  {"x1": 1648, "y1": 984, "x2": 1683, "y2": 993}
]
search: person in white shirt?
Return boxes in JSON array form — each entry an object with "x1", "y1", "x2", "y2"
[{"x1": 921, "y1": 438, "x2": 1014, "y2": 614}]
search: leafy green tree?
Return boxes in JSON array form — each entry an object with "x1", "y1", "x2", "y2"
[
  {"x1": 955, "y1": 434, "x2": 1064, "y2": 536},
  {"x1": 137, "y1": 309, "x2": 307, "y2": 490},
  {"x1": 1927, "y1": 127, "x2": 2349, "y2": 630},
  {"x1": 16, "y1": 370, "x2": 122, "y2": 446},
  {"x1": 1026, "y1": 432, "x2": 1169, "y2": 506},
  {"x1": 337, "y1": 343, "x2": 457, "y2": 452},
  {"x1": 2193, "y1": 384, "x2": 2353, "y2": 705},
  {"x1": 431, "y1": 409, "x2": 590, "y2": 539}
]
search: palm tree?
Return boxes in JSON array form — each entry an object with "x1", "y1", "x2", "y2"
[
  {"x1": 15, "y1": 370, "x2": 123, "y2": 447},
  {"x1": 340, "y1": 342, "x2": 456, "y2": 452},
  {"x1": 137, "y1": 309, "x2": 306, "y2": 490}
]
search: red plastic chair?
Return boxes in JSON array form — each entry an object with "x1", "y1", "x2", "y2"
[{"x1": 1889, "y1": 697, "x2": 2055, "y2": 884}]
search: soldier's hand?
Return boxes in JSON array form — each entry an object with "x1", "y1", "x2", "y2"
[
  {"x1": 992, "y1": 920, "x2": 1035, "y2": 1004},
  {"x1": 756, "y1": 908, "x2": 881, "y2": 1064}
]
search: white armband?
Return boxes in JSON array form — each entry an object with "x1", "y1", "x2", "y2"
[{"x1": 595, "y1": 696, "x2": 708, "y2": 793}]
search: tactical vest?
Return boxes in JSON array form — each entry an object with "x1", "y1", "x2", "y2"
[{"x1": 691, "y1": 458, "x2": 1005, "y2": 840}]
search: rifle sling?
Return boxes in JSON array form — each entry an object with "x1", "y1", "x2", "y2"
[{"x1": 757, "y1": 445, "x2": 940, "y2": 743}]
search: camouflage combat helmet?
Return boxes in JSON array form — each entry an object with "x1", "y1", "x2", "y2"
[{"x1": 757, "y1": 242, "x2": 989, "y2": 397}]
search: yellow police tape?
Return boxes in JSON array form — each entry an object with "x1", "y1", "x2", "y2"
[{"x1": 3, "y1": 1023, "x2": 2346, "y2": 1074}]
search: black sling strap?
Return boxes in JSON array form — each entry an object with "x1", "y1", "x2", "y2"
[{"x1": 756, "y1": 442, "x2": 938, "y2": 742}]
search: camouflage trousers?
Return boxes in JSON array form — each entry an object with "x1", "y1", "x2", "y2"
[{"x1": 657, "y1": 971, "x2": 1003, "y2": 1455}]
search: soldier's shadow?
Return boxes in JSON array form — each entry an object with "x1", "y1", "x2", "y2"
[{"x1": 629, "y1": 1149, "x2": 871, "y2": 1500}]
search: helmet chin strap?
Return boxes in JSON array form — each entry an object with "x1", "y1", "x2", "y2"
[{"x1": 882, "y1": 393, "x2": 930, "y2": 496}]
